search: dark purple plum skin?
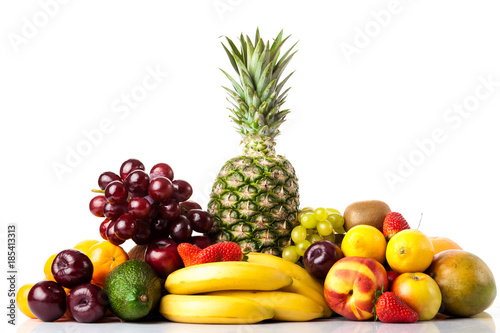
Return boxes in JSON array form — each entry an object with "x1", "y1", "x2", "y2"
[
  {"x1": 51, "y1": 249, "x2": 94, "y2": 288},
  {"x1": 28, "y1": 280, "x2": 66, "y2": 322},
  {"x1": 303, "y1": 241, "x2": 344, "y2": 280},
  {"x1": 67, "y1": 283, "x2": 109, "y2": 323}
]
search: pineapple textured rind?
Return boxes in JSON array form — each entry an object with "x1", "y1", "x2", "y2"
[
  {"x1": 208, "y1": 154, "x2": 299, "y2": 256},
  {"x1": 208, "y1": 29, "x2": 300, "y2": 257}
]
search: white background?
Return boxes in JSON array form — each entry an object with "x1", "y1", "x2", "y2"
[{"x1": 1, "y1": 0, "x2": 499, "y2": 331}]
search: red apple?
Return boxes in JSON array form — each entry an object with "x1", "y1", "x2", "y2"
[
  {"x1": 145, "y1": 238, "x2": 183, "y2": 279},
  {"x1": 324, "y1": 256, "x2": 388, "y2": 320},
  {"x1": 391, "y1": 272, "x2": 442, "y2": 320}
]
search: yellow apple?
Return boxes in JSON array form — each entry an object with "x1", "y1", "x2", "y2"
[{"x1": 391, "y1": 272, "x2": 442, "y2": 320}]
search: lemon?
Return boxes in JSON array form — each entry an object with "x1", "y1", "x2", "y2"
[
  {"x1": 74, "y1": 239, "x2": 100, "y2": 255},
  {"x1": 16, "y1": 284, "x2": 36, "y2": 319},
  {"x1": 341, "y1": 225, "x2": 387, "y2": 264},
  {"x1": 43, "y1": 253, "x2": 57, "y2": 282},
  {"x1": 386, "y1": 229, "x2": 434, "y2": 273}
]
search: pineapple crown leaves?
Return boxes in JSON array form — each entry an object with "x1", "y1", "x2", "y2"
[{"x1": 220, "y1": 28, "x2": 298, "y2": 139}]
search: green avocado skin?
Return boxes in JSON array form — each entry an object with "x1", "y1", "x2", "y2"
[{"x1": 103, "y1": 260, "x2": 162, "y2": 321}]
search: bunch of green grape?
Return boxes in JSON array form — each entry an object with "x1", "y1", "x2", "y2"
[{"x1": 282, "y1": 207, "x2": 345, "y2": 263}]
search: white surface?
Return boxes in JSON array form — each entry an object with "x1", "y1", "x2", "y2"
[
  {"x1": 1, "y1": 1, "x2": 500, "y2": 332},
  {"x1": 14, "y1": 306, "x2": 500, "y2": 333}
]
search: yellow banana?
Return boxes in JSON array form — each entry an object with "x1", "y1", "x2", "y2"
[
  {"x1": 165, "y1": 261, "x2": 293, "y2": 295},
  {"x1": 281, "y1": 278, "x2": 333, "y2": 318},
  {"x1": 246, "y1": 252, "x2": 324, "y2": 294},
  {"x1": 206, "y1": 291, "x2": 324, "y2": 322},
  {"x1": 159, "y1": 294, "x2": 274, "y2": 324}
]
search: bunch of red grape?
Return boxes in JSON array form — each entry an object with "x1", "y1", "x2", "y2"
[{"x1": 89, "y1": 158, "x2": 213, "y2": 247}]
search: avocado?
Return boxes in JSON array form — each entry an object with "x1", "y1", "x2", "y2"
[{"x1": 103, "y1": 259, "x2": 161, "y2": 321}]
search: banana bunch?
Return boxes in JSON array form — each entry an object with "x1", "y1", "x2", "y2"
[{"x1": 160, "y1": 254, "x2": 333, "y2": 324}]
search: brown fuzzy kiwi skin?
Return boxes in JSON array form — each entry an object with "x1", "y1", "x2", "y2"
[
  {"x1": 128, "y1": 244, "x2": 148, "y2": 261},
  {"x1": 343, "y1": 200, "x2": 391, "y2": 232}
]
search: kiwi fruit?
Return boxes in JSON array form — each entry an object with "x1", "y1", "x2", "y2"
[{"x1": 343, "y1": 200, "x2": 391, "y2": 232}]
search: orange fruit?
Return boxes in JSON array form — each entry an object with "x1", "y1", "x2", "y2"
[
  {"x1": 17, "y1": 284, "x2": 36, "y2": 319},
  {"x1": 386, "y1": 229, "x2": 434, "y2": 273},
  {"x1": 428, "y1": 236, "x2": 462, "y2": 255},
  {"x1": 87, "y1": 241, "x2": 129, "y2": 286},
  {"x1": 74, "y1": 239, "x2": 100, "y2": 255},
  {"x1": 341, "y1": 225, "x2": 387, "y2": 264},
  {"x1": 44, "y1": 253, "x2": 58, "y2": 282}
]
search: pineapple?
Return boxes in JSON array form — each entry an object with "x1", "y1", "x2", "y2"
[{"x1": 207, "y1": 29, "x2": 300, "y2": 256}]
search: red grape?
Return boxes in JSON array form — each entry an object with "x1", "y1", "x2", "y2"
[
  {"x1": 99, "y1": 219, "x2": 111, "y2": 240},
  {"x1": 104, "y1": 180, "x2": 128, "y2": 204},
  {"x1": 169, "y1": 215, "x2": 192, "y2": 242},
  {"x1": 171, "y1": 179, "x2": 193, "y2": 202},
  {"x1": 114, "y1": 213, "x2": 137, "y2": 240},
  {"x1": 180, "y1": 200, "x2": 202, "y2": 215},
  {"x1": 188, "y1": 235, "x2": 212, "y2": 249},
  {"x1": 159, "y1": 198, "x2": 181, "y2": 220},
  {"x1": 187, "y1": 209, "x2": 214, "y2": 233},
  {"x1": 98, "y1": 171, "x2": 121, "y2": 190},
  {"x1": 151, "y1": 217, "x2": 170, "y2": 239},
  {"x1": 105, "y1": 220, "x2": 125, "y2": 245},
  {"x1": 150, "y1": 163, "x2": 174, "y2": 181},
  {"x1": 103, "y1": 202, "x2": 128, "y2": 220},
  {"x1": 128, "y1": 197, "x2": 152, "y2": 219},
  {"x1": 148, "y1": 176, "x2": 174, "y2": 202},
  {"x1": 132, "y1": 220, "x2": 153, "y2": 245},
  {"x1": 120, "y1": 158, "x2": 145, "y2": 180},
  {"x1": 89, "y1": 195, "x2": 107, "y2": 217},
  {"x1": 125, "y1": 170, "x2": 150, "y2": 195}
]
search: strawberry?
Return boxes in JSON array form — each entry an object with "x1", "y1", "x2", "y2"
[
  {"x1": 374, "y1": 291, "x2": 418, "y2": 323},
  {"x1": 177, "y1": 243, "x2": 202, "y2": 267},
  {"x1": 197, "y1": 242, "x2": 244, "y2": 264},
  {"x1": 177, "y1": 242, "x2": 243, "y2": 267},
  {"x1": 383, "y1": 212, "x2": 410, "y2": 240}
]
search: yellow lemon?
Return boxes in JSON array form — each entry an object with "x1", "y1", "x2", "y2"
[
  {"x1": 341, "y1": 225, "x2": 387, "y2": 264},
  {"x1": 43, "y1": 253, "x2": 57, "y2": 282},
  {"x1": 386, "y1": 229, "x2": 434, "y2": 273},
  {"x1": 17, "y1": 284, "x2": 37, "y2": 319},
  {"x1": 74, "y1": 239, "x2": 100, "y2": 255}
]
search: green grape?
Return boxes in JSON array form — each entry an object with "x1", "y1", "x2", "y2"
[
  {"x1": 291, "y1": 225, "x2": 307, "y2": 243},
  {"x1": 301, "y1": 206, "x2": 314, "y2": 212},
  {"x1": 327, "y1": 208, "x2": 340, "y2": 214},
  {"x1": 296, "y1": 240, "x2": 311, "y2": 256},
  {"x1": 297, "y1": 211, "x2": 307, "y2": 221},
  {"x1": 306, "y1": 229, "x2": 314, "y2": 236},
  {"x1": 300, "y1": 212, "x2": 318, "y2": 229},
  {"x1": 322, "y1": 233, "x2": 336, "y2": 243},
  {"x1": 316, "y1": 220, "x2": 333, "y2": 236},
  {"x1": 282, "y1": 246, "x2": 300, "y2": 263},
  {"x1": 326, "y1": 212, "x2": 345, "y2": 229},
  {"x1": 307, "y1": 233, "x2": 323, "y2": 244},
  {"x1": 314, "y1": 207, "x2": 328, "y2": 221},
  {"x1": 334, "y1": 226, "x2": 346, "y2": 234}
]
